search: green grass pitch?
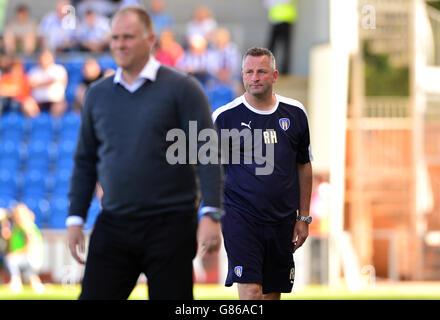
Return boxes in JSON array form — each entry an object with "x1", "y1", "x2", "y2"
[{"x1": 1, "y1": 283, "x2": 440, "y2": 300}]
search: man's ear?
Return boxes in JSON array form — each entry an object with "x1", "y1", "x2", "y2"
[{"x1": 272, "y1": 69, "x2": 279, "y2": 84}]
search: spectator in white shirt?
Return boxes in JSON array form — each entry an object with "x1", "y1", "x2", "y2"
[
  {"x1": 26, "y1": 51, "x2": 68, "y2": 118},
  {"x1": 176, "y1": 34, "x2": 217, "y2": 86},
  {"x1": 76, "y1": 10, "x2": 111, "y2": 53},
  {"x1": 210, "y1": 28, "x2": 241, "y2": 82},
  {"x1": 38, "y1": 0, "x2": 78, "y2": 52},
  {"x1": 185, "y1": 6, "x2": 217, "y2": 46}
]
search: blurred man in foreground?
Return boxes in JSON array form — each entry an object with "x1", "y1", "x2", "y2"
[{"x1": 66, "y1": 6, "x2": 223, "y2": 300}]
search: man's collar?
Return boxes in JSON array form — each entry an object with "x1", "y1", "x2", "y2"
[{"x1": 113, "y1": 56, "x2": 161, "y2": 85}]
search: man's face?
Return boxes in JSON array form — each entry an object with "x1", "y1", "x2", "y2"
[
  {"x1": 40, "y1": 51, "x2": 54, "y2": 69},
  {"x1": 110, "y1": 12, "x2": 155, "y2": 71},
  {"x1": 242, "y1": 55, "x2": 278, "y2": 98}
]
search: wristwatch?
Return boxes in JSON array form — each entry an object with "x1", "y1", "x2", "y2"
[{"x1": 296, "y1": 215, "x2": 312, "y2": 225}]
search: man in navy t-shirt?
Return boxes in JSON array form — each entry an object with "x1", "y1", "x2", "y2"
[{"x1": 213, "y1": 47, "x2": 313, "y2": 300}]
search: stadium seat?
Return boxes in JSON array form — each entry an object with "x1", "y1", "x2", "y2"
[
  {"x1": 0, "y1": 156, "x2": 20, "y2": 172},
  {"x1": 28, "y1": 113, "x2": 53, "y2": 142},
  {"x1": 48, "y1": 197, "x2": 69, "y2": 229},
  {"x1": 0, "y1": 196, "x2": 16, "y2": 209},
  {"x1": 0, "y1": 169, "x2": 17, "y2": 198},
  {"x1": 58, "y1": 138, "x2": 76, "y2": 158},
  {"x1": 24, "y1": 139, "x2": 51, "y2": 171},
  {"x1": 0, "y1": 112, "x2": 24, "y2": 142},
  {"x1": 57, "y1": 157, "x2": 74, "y2": 171},
  {"x1": 59, "y1": 112, "x2": 80, "y2": 141},
  {"x1": 0, "y1": 140, "x2": 21, "y2": 171},
  {"x1": 51, "y1": 168, "x2": 72, "y2": 197},
  {"x1": 21, "y1": 169, "x2": 47, "y2": 198},
  {"x1": 55, "y1": 139, "x2": 76, "y2": 171}
]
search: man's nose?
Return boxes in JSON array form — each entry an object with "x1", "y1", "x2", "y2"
[{"x1": 251, "y1": 72, "x2": 259, "y2": 81}]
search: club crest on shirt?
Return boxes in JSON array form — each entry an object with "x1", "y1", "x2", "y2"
[
  {"x1": 234, "y1": 266, "x2": 243, "y2": 278},
  {"x1": 279, "y1": 118, "x2": 290, "y2": 131}
]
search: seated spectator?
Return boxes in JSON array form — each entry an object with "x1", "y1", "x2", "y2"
[
  {"x1": 176, "y1": 34, "x2": 217, "y2": 86},
  {"x1": 148, "y1": 0, "x2": 173, "y2": 36},
  {"x1": 38, "y1": 0, "x2": 78, "y2": 53},
  {"x1": 0, "y1": 58, "x2": 34, "y2": 115},
  {"x1": 76, "y1": 9, "x2": 111, "y2": 53},
  {"x1": 210, "y1": 28, "x2": 242, "y2": 94},
  {"x1": 211, "y1": 28, "x2": 241, "y2": 77},
  {"x1": 4, "y1": 204, "x2": 44, "y2": 294},
  {"x1": 186, "y1": 6, "x2": 217, "y2": 45},
  {"x1": 154, "y1": 29, "x2": 184, "y2": 67},
  {"x1": 77, "y1": 0, "x2": 118, "y2": 19},
  {"x1": 73, "y1": 58, "x2": 104, "y2": 112},
  {"x1": 26, "y1": 51, "x2": 68, "y2": 118},
  {"x1": 3, "y1": 5, "x2": 38, "y2": 56}
]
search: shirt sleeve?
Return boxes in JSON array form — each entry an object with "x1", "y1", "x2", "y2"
[
  {"x1": 296, "y1": 109, "x2": 313, "y2": 164},
  {"x1": 177, "y1": 75, "x2": 224, "y2": 212},
  {"x1": 67, "y1": 87, "x2": 99, "y2": 221}
]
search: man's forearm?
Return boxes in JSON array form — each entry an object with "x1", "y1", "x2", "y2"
[{"x1": 297, "y1": 162, "x2": 313, "y2": 216}]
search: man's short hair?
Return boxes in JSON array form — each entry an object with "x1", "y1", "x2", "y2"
[
  {"x1": 111, "y1": 5, "x2": 155, "y2": 35},
  {"x1": 16, "y1": 4, "x2": 29, "y2": 13},
  {"x1": 242, "y1": 47, "x2": 276, "y2": 70}
]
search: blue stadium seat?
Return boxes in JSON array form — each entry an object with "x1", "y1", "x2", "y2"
[
  {"x1": 0, "y1": 140, "x2": 21, "y2": 171},
  {"x1": 56, "y1": 139, "x2": 76, "y2": 171},
  {"x1": 57, "y1": 157, "x2": 74, "y2": 171},
  {"x1": 51, "y1": 168, "x2": 72, "y2": 197},
  {"x1": 0, "y1": 156, "x2": 20, "y2": 172},
  {"x1": 0, "y1": 169, "x2": 17, "y2": 198},
  {"x1": 0, "y1": 112, "x2": 24, "y2": 141},
  {"x1": 21, "y1": 169, "x2": 47, "y2": 198},
  {"x1": 60, "y1": 112, "x2": 80, "y2": 141},
  {"x1": 0, "y1": 196, "x2": 16, "y2": 209},
  {"x1": 48, "y1": 197, "x2": 69, "y2": 229},
  {"x1": 58, "y1": 138, "x2": 76, "y2": 158},
  {"x1": 65, "y1": 83, "x2": 79, "y2": 107},
  {"x1": 28, "y1": 113, "x2": 54, "y2": 142},
  {"x1": 24, "y1": 139, "x2": 50, "y2": 171}
]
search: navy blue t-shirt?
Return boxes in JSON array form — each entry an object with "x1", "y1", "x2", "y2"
[{"x1": 213, "y1": 94, "x2": 313, "y2": 223}]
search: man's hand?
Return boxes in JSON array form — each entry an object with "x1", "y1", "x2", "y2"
[
  {"x1": 197, "y1": 216, "x2": 222, "y2": 257},
  {"x1": 292, "y1": 219, "x2": 309, "y2": 253},
  {"x1": 67, "y1": 225, "x2": 86, "y2": 264}
]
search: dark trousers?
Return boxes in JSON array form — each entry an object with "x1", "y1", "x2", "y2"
[
  {"x1": 79, "y1": 210, "x2": 198, "y2": 300},
  {"x1": 268, "y1": 22, "x2": 293, "y2": 74}
]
